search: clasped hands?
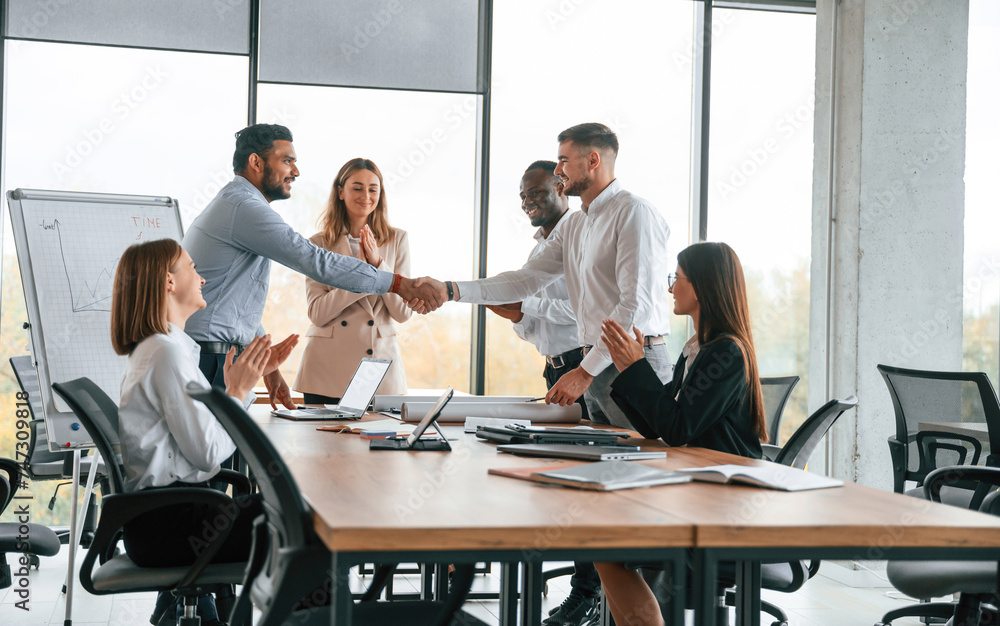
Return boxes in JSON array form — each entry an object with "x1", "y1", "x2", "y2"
[
  {"x1": 354, "y1": 224, "x2": 383, "y2": 268},
  {"x1": 394, "y1": 276, "x2": 453, "y2": 315}
]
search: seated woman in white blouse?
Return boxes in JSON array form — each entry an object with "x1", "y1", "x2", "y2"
[{"x1": 110, "y1": 239, "x2": 293, "y2": 623}]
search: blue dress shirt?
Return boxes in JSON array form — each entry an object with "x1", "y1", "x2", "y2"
[{"x1": 183, "y1": 176, "x2": 393, "y2": 344}]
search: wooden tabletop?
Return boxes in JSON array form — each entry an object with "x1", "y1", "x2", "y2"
[
  {"x1": 615, "y1": 446, "x2": 1000, "y2": 550},
  {"x1": 254, "y1": 409, "x2": 694, "y2": 553},
  {"x1": 251, "y1": 407, "x2": 1000, "y2": 555}
]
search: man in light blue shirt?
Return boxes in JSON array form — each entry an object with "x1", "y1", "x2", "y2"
[{"x1": 184, "y1": 124, "x2": 441, "y2": 408}]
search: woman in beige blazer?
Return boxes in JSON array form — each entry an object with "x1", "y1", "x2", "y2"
[{"x1": 293, "y1": 158, "x2": 413, "y2": 404}]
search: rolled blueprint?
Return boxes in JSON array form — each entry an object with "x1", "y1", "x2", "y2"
[{"x1": 400, "y1": 401, "x2": 582, "y2": 424}]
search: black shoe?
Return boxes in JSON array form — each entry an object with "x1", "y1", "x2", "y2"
[{"x1": 542, "y1": 591, "x2": 599, "y2": 626}]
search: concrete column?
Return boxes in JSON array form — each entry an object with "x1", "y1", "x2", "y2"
[{"x1": 809, "y1": 0, "x2": 969, "y2": 490}]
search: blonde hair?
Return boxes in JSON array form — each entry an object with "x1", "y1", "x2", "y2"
[
  {"x1": 110, "y1": 239, "x2": 181, "y2": 355},
  {"x1": 319, "y1": 158, "x2": 393, "y2": 247}
]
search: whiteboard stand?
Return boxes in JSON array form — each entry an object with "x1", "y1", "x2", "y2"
[{"x1": 62, "y1": 447, "x2": 100, "y2": 626}]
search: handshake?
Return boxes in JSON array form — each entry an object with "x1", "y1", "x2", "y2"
[{"x1": 394, "y1": 276, "x2": 457, "y2": 315}]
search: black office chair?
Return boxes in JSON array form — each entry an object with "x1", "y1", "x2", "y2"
[
  {"x1": 188, "y1": 383, "x2": 490, "y2": 626},
  {"x1": 876, "y1": 365, "x2": 1000, "y2": 626},
  {"x1": 721, "y1": 395, "x2": 859, "y2": 626},
  {"x1": 53, "y1": 378, "x2": 250, "y2": 626},
  {"x1": 878, "y1": 465, "x2": 1000, "y2": 626},
  {"x1": 9, "y1": 356, "x2": 104, "y2": 548},
  {"x1": 760, "y1": 375, "x2": 800, "y2": 447},
  {"x1": 0, "y1": 457, "x2": 61, "y2": 589},
  {"x1": 878, "y1": 364, "x2": 1000, "y2": 506}
]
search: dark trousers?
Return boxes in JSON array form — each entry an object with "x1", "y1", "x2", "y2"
[
  {"x1": 123, "y1": 489, "x2": 263, "y2": 567},
  {"x1": 542, "y1": 350, "x2": 589, "y2": 423},
  {"x1": 198, "y1": 353, "x2": 228, "y2": 389},
  {"x1": 543, "y1": 350, "x2": 600, "y2": 597},
  {"x1": 303, "y1": 392, "x2": 340, "y2": 405},
  {"x1": 125, "y1": 486, "x2": 263, "y2": 623}
]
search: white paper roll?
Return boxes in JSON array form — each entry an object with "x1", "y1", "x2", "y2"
[
  {"x1": 373, "y1": 394, "x2": 533, "y2": 412},
  {"x1": 400, "y1": 401, "x2": 582, "y2": 424}
]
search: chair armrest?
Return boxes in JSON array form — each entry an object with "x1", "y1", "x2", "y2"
[
  {"x1": 215, "y1": 469, "x2": 252, "y2": 497},
  {"x1": 760, "y1": 444, "x2": 782, "y2": 463},
  {"x1": 79, "y1": 488, "x2": 238, "y2": 595},
  {"x1": 923, "y1": 465, "x2": 1000, "y2": 510},
  {"x1": 0, "y1": 458, "x2": 22, "y2": 507},
  {"x1": 916, "y1": 430, "x2": 983, "y2": 463},
  {"x1": 887, "y1": 435, "x2": 908, "y2": 493}
]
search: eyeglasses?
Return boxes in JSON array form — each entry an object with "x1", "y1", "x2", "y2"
[{"x1": 667, "y1": 273, "x2": 686, "y2": 289}]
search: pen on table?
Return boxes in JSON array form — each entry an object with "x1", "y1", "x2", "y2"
[{"x1": 526, "y1": 396, "x2": 548, "y2": 402}]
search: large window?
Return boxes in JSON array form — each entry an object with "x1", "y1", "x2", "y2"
[
  {"x1": 0, "y1": 41, "x2": 248, "y2": 525},
  {"x1": 706, "y1": 8, "x2": 816, "y2": 440},
  {"x1": 962, "y1": 0, "x2": 1000, "y2": 387},
  {"x1": 484, "y1": 0, "x2": 695, "y2": 395},
  {"x1": 255, "y1": 85, "x2": 478, "y2": 392}
]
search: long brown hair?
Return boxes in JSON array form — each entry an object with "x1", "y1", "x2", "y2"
[
  {"x1": 110, "y1": 239, "x2": 182, "y2": 355},
  {"x1": 319, "y1": 158, "x2": 393, "y2": 247},
  {"x1": 677, "y1": 242, "x2": 767, "y2": 442}
]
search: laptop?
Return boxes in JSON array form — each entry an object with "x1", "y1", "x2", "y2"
[
  {"x1": 271, "y1": 358, "x2": 391, "y2": 421},
  {"x1": 497, "y1": 443, "x2": 667, "y2": 462},
  {"x1": 476, "y1": 425, "x2": 629, "y2": 446},
  {"x1": 370, "y1": 387, "x2": 454, "y2": 451}
]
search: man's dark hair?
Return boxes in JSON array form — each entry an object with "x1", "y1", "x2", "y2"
[
  {"x1": 524, "y1": 160, "x2": 557, "y2": 176},
  {"x1": 232, "y1": 124, "x2": 294, "y2": 174},
  {"x1": 557, "y1": 123, "x2": 619, "y2": 157}
]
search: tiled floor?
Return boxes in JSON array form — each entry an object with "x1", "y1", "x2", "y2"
[{"x1": 0, "y1": 549, "x2": 935, "y2": 625}]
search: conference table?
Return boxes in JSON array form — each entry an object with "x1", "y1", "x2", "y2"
[{"x1": 250, "y1": 407, "x2": 1000, "y2": 626}]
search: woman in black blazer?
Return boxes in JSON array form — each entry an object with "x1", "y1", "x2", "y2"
[{"x1": 594, "y1": 242, "x2": 767, "y2": 626}]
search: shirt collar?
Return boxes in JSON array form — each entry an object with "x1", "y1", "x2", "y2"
[
  {"x1": 168, "y1": 323, "x2": 201, "y2": 360},
  {"x1": 584, "y1": 179, "x2": 622, "y2": 217},
  {"x1": 233, "y1": 174, "x2": 270, "y2": 205},
  {"x1": 533, "y1": 209, "x2": 571, "y2": 242},
  {"x1": 682, "y1": 334, "x2": 700, "y2": 360}
]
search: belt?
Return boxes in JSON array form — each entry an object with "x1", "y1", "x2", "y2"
[
  {"x1": 196, "y1": 341, "x2": 246, "y2": 357},
  {"x1": 545, "y1": 347, "x2": 585, "y2": 369},
  {"x1": 581, "y1": 335, "x2": 666, "y2": 356}
]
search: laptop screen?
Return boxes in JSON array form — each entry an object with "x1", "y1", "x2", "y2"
[{"x1": 337, "y1": 358, "x2": 392, "y2": 414}]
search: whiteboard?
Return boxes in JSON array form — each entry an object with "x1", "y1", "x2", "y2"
[{"x1": 7, "y1": 189, "x2": 183, "y2": 449}]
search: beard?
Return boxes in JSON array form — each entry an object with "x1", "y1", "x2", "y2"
[
  {"x1": 561, "y1": 174, "x2": 591, "y2": 197},
  {"x1": 260, "y1": 162, "x2": 291, "y2": 201}
]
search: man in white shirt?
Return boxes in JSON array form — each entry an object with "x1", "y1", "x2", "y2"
[
  {"x1": 420, "y1": 122, "x2": 673, "y2": 429},
  {"x1": 486, "y1": 160, "x2": 601, "y2": 626},
  {"x1": 487, "y1": 160, "x2": 588, "y2": 418}
]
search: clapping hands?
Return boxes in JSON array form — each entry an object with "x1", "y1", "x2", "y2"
[{"x1": 601, "y1": 319, "x2": 646, "y2": 372}]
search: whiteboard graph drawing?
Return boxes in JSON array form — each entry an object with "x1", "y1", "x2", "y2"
[{"x1": 43, "y1": 218, "x2": 120, "y2": 312}]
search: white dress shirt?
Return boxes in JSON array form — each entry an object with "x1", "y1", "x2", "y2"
[
  {"x1": 511, "y1": 214, "x2": 581, "y2": 358},
  {"x1": 457, "y1": 179, "x2": 671, "y2": 377},
  {"x1": 118, "y1": 324, "x2": 240, "y2": 492}
]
